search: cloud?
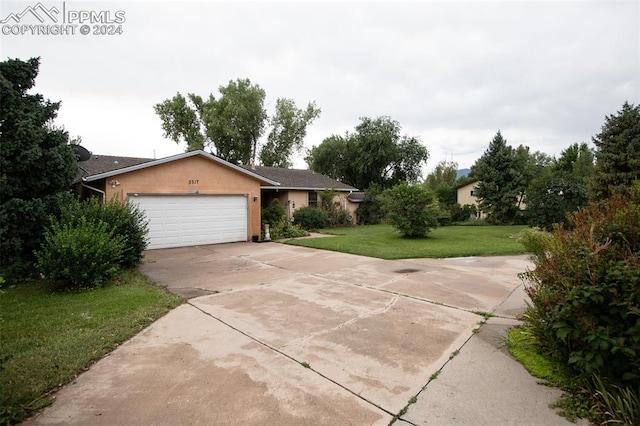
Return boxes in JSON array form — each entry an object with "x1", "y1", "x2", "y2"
[{"x1": 2, "y1": 0, "x2": 638, "y2": 173}]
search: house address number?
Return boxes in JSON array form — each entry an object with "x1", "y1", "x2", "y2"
[{"x1": 188, "y1": 179, "x2": 199, "y2": 184}]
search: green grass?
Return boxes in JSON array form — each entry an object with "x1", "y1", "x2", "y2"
[
  {"x1": 506, "y1": 327, "x2": 569, "y2": 386},
  {"x1": 0, "y1": 270, "x2": 183, "y2": 424},
  {"x1": 507, "y1": 327, "x2": 640, "y2": 424},
  {"x1": 286, "y1": 224, "x2": 528, "y2": 259}
]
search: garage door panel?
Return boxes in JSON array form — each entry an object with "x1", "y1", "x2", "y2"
[{"x1": 132, "y1": 195, "x2": 248, "y2": 249}]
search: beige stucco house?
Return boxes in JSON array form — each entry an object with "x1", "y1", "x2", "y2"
[
  {"x1": 75, "y1": 150, "x2": 359, "y2": 249},
  {"x1": 241, "y1": 166, "x2": 360, "y2": 222},
  {"x1": 456, "y1": 180, "x2": 479, "y2": 207}
]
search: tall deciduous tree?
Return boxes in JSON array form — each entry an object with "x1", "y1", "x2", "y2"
[
  {"x1": 155, "y1": 79, "x2": 319, "y2": 167},
  {"x1": 206, "y1": 78, "x2": 267, "y2": 165},
  {"x1": 153, "y1": 93, "x2": 206, "y2": 151},
  {"x1": 306, "y1": 116, "x2": 429, "y2": 189},
  {"x1": 304, "y1": 134, "x2": 350, "y2": 182},
  {"x1": 425, "y1": 160, "x2": 458, "y2": 207},
  {"x1": 259, "y1": 99, "x2": 320, "y2": 168},
  {"x1": 0, "y1": 57, "x2": 78, "y2": 278},
  {"x1": 590, "y1": 101, "x2": 640, "y2": 200}
]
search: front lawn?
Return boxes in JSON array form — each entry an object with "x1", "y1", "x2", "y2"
[
  {"x1": 0, "y1": 270, "x2": 183, "y2": 424},
  {"x1": 286, "y1": 224, "x2": 528, "y2": 259}
]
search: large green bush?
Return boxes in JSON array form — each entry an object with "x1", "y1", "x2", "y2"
[
  {"x1": 380, "y1": 182, "x2": 439, "y2": 238},
  {"x1": 293, "y1": 206, "x2": 329, "y2": 230},
  {"x1": 59, "y1": 198, "x2": 148, "y2": 268},
  {"x1": 261, "y1": 199, "x2": 286, "y2": 228},
  {"x1": 317, "y1": 188, "x2": 350, "y2": 226},
  {"x1": 521, "y1": 188, "x2": 640, "y2": 386},
  {"x1": 35, "y1": 217, "x2": 126, "y2": 288},
  {"x1": 356, "y1": 184, "x2": 384, "y2": 225}
]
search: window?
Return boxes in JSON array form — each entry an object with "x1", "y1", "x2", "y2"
[
  {"x1": 470, "y1": 190, "x2": 476, "y2": 197},
  {"x1": 308, "y1": 191, "x2": 318, "y2": 207}
]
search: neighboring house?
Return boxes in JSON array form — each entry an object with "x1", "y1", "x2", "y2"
[
  {"x1": 74, "y1": 150, "x2": 277, "y2": 249},
  {"x1": 456, "y1": 179, "x2": 525, "y2": 219},
  {"x1": 456, "y1": 180, "x2": 479, "y2": 207},
  {"x1": 74, "y1": 150, "x2": 359, "y2": 249},
  {"x1": 240, "y1": 165, "x2": 360, "y2": 222},
  {"x1": 456, "y1": 180, "x2": 486, "y2": 219}
]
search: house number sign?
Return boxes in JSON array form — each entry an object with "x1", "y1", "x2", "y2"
[{"x1": 188, "y1": 180, "x2": 199, "y2": 184}]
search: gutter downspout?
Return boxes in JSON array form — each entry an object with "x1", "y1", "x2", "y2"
[{"x1": 81, "y1": 182, "x2": 106, "y2": 203}]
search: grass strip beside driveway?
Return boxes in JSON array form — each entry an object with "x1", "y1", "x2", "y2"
[
  {"x1": 0, "y1": 270, "x2": 183, "y2": 424},
  {"x1": 286, "y1": 224, "x2": 529, "y2": 259}
]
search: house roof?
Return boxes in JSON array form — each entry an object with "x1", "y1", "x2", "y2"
[
  {"x1": 76, "y1": 154, "x2": 153, "y2": 180},
  {"x1": 456, "y1": 179, "x2": 479, "y2": 189},
  {"x1": 75, "y1": 150, "x2": 279, "y2": 186},
  {"x1": 241, "y1": 165, "x2": 359, "y2": 192},
  {"x1": 347, "y1": 191, "x2": 365, "y2": 202}
]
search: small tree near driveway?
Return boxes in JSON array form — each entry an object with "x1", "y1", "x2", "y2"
[{"x1": 381, "y1": 182, "x2": 439, "y2": 238}]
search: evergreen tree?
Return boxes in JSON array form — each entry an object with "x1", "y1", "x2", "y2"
[
  {"x1": 591, "y1": 101, "x2": 640, "y2": 199},
  {"x1": 470, "y1": 131, "x2": 520, "y2": 224},
  {"x1": 0, "y1": 57, "x2": 78, "y2": 278}
]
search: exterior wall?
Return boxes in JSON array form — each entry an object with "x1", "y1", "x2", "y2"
[
  {"x1": 102, "y1": 155, "x2": 263, "y2": 240},
  {"x1": 263, "y1": 190, "x2": 359, "y2": 223},
  {"x1": 287, "y1": 191, "x2": 311, "y2": 219},
  {"x1": 457, "y1": 181, "x2": 479, "y2": 206}
]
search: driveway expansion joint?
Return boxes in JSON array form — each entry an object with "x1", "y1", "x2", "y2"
[{"x1": 186, "y1": 300, "x2": 398, "y2": 419}]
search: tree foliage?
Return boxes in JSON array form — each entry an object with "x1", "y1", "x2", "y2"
[
  {"x1": 521, "y1": 186, "x2": 640, "y2": 387},
  {"x1": 425, "y1": 160, "x2": 458, "y2": 208},
  {"x1": 260, "y1": 99, "x2": 320, "y2": 168},
  {"x1": 155, "y1": 79, "x2": 319, "y2": 167},
  {"x1": 306, "y1": 116, "x2": 429, "y2": 189},
  {"x1": 526, "y1": 143, "x2": 593, "y2": 230},
  {"x1": 380, "y1": 182, "x2": 439, "y2": 238},
  {"x1": 470, "y1": 131, "x2": 545, "y2": 224},
  {"x1": 0, "y1": 57, "x2": 78, "y2": 278},
  {"x1": 590, "y1": 101, "x2": 640, "y2": 200}
]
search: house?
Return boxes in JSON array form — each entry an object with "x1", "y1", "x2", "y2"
[
  {"x1": 74, "y1": 150, "x2": 358, "y2": 249},
  {"x1": 456, "y1": 179, "x2": 486, "y2": 219},
  {"x1": 456, "y1": 180, "x2": 480, "y2": 207},
  {"x1": 241, "y1": 165, "x2": 360, "y2": 222}
]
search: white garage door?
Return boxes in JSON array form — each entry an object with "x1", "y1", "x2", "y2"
[{"x1": 132, "y1": 195, "x2": 248, "y2": 249}]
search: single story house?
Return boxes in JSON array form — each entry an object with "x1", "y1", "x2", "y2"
[
  {"x1": 240, "y1": 165, "x2": 360, "y2": 222},
  {"x1": 74, "y1": 150, "x2": 359, "y2": 249}
]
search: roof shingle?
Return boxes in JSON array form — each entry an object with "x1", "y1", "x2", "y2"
[
  {"x1": 76, "y1": 154, "x2": 153, "y2": 181},
  {"x1": 242, "y1": 166, "x2": 358, "y2": 191}
]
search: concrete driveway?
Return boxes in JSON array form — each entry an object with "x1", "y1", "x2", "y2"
[{"x1": 25, "y1": 242, "x2": 581, "y2": 425}]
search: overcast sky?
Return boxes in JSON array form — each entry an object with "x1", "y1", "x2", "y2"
[{"x1": 2, "y1": 0, "x2": 638, "y2": 174}]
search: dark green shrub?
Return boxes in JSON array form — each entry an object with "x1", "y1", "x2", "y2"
[
  {"x1": 261, "y1": 199, "x2": 286, "y2": 228},
  {"x1": 521, "y1": 188, "x2": 640, "y2": 387},
  {"x1": 356, "y1": 185, "x2": 384, "y2": 225},
  {"x1": 380, "y1": 182, "x2": 439, "y2": 238},
  {"x1": 450, "y1": 203, "x2": 478, "y2": 222},
  {"x1": 269, "y1": 221, "x2": 308, "y2": 239},
  {"x1": 60, "y1": 198, "x2": 148, "y2": 268},
  {"x1": 293, "y1": 206, "x2": 329, "y2": 230},
  {"x1": 35, "y1": 217, "x2": 126, "y2": 288},
  {"x1": 317, "y1": 189, "x2": 350, "y2": 226},
  {"x1": 436, "y1": 210, "x2": 452, "y2": 226}
]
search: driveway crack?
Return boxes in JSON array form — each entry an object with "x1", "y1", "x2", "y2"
[{"x1": 186, "y1": 300, "x2": 398, "y2": 420}]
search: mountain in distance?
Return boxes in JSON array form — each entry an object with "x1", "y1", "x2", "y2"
[{"x1": 456, "y1": 168, "x2": 470, "y2": 179}]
